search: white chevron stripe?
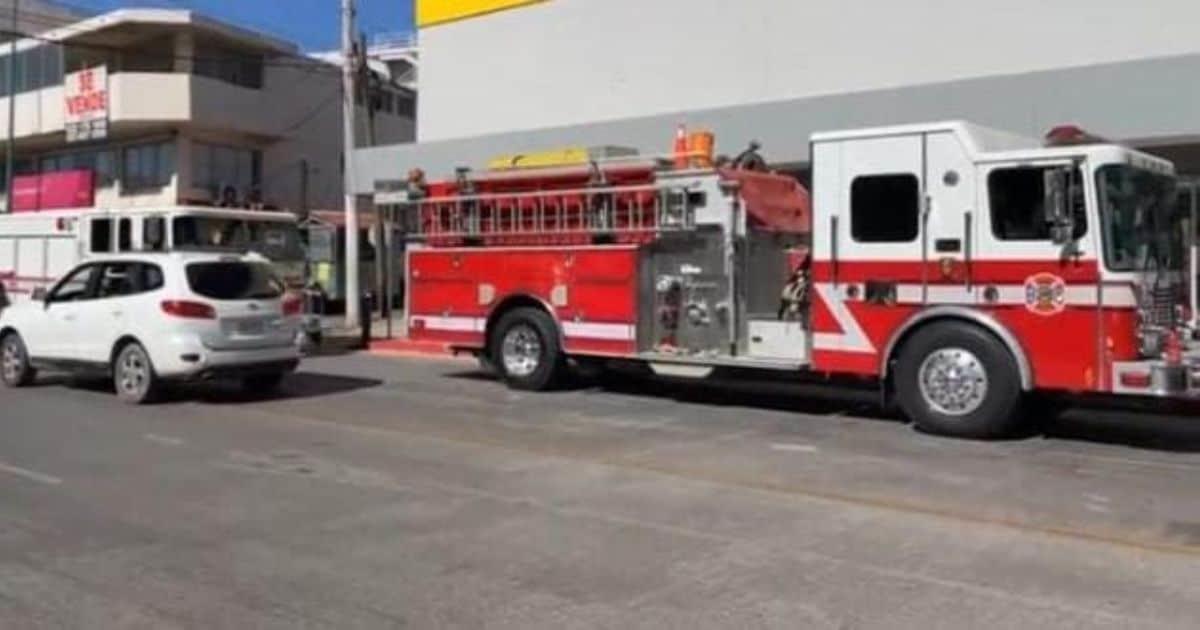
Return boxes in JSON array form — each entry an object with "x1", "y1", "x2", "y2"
[{"x1": 812, "y1": 283, "x2": 875, "y2": 354}]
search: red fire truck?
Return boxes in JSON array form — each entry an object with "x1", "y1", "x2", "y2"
[{"x1": 396, "y1": 121, "x2": 1193, "y2": 438}]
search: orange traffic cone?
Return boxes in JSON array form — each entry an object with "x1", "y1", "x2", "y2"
[{"x1": 673, "y1": 124, "x2": 689, "y2": 169}]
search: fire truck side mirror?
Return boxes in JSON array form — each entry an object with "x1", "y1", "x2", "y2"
[{"x1": 1043, "y1": 167, "x2": 1074, "y2": 245}]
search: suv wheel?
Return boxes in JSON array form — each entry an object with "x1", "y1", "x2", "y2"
[
  {"x1": 114, "y1": 343, "x2": 159, "y2": 405},
  {"x1": 1, "y1": 333, "x2": 35, "y2": 387},
  {"x1": 490, "y1": 308, "x2": 565, "y2": 391},
  {"x1": 895, "y1": 322, "x2": 1024, "y2": 439}
]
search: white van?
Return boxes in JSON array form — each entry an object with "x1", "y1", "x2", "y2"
[{"x1": 0, "y1": 206, "x2": 304, "y2": 307}]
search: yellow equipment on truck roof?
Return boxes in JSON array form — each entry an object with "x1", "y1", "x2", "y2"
[{"x1": 487, "y1": 146, "x2": 638, "y2": 171}]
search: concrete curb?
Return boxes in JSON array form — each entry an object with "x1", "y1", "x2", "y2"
[{"x1": 368, "y1": 338, "x2": 463, "y2": 360}]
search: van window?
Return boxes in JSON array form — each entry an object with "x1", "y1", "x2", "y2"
[
  {"x1": 186, "y1": 262, "x2": 282, "y2": 300},
  {"x1": 143, "y1": 216, "x2": 166, "y2": 251},
  {"x1": 118, "y1": 218, "x2": 132, "y2": 251},
  {"x1": 850, "y1": 174, "x2": 920, "y2": 243},
  {"x1": 90, "y1": 218, "x2": 112, "y2": 253}
]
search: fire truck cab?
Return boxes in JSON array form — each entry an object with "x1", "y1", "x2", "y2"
[{"x1": 401, "y1": 121, "x2": 1193, "y2": 438}]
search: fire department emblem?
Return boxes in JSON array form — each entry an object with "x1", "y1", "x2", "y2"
[{"x1": 1023, "y1": 273, "x2": 1067, "y2": 316}]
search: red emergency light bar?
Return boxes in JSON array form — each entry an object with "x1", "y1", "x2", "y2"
[{"x1": 1044, "y1": 125, "x2": 1109, "y2": 147}]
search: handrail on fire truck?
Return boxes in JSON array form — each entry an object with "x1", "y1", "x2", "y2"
[{"x1": 397, "y1": 181, "x2": 701, "y2": 242}]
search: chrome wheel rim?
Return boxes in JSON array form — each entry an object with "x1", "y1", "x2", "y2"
[
  {"x1": 918, "y1": 347, "x2": 988, "y2": 416},
  {"x1": 118, "y1": 349, "x2": 149, "y2": 397},
  {"x1": 1, "y1": 339, "x2": 21, "y2": 383},
  {"x1": 501, "y1": 325, "x2": 542, "y2": 378}
]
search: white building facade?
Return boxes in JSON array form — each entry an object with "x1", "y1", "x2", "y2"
[
  {"x1": 355, "y1": 0, "x2": 1200, "y2": 186},
  {"x1": 0, "y1": 8, "x2": 415, "y2": 213}
]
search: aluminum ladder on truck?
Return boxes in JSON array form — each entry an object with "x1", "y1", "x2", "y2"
[{"x1": 397, "y1": 179, "x2": 703, "y2": 246}]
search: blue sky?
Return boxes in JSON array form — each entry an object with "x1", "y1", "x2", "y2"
[{"x1": 57, "y1": 1, "x2": 414, "y2": 51}]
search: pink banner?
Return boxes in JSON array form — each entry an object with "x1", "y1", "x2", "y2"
[{"x1": 12, "y1": 170, "x2": 95, "y2": 212}]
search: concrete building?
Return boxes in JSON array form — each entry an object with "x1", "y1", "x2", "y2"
[
  {"x1": 0, "y1": 0, "x2": 83, "y2": 42},
  {"x1": 0, "y1": 7, "x2": 415, "y2": 213},
  {"x1": 355, "y1": 0, "x2": 1200, "y2": 188}
]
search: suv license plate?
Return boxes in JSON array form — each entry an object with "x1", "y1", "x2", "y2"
[{"x1": 237, "y1": 320, "x2": 267, "y2": 335}]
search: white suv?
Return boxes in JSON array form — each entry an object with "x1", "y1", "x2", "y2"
[{"x1": 0, "y1": 252, "x2": 302, "y2": 403}]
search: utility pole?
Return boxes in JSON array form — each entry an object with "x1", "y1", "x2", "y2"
[
  {"x1": 299, "y1": 158, "x2": 309, "y2": 218},
  {"x1": 341, "y1": 0, "x2": 360, "y2": 327},
  {"x1": 5, "y1": 0, "x2": 18, "y2": 213}
]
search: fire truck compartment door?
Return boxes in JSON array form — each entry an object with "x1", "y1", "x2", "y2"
[
  {"x1": 923, "y1": 131, "x2": 977, "y2": 298},
  {"x1": 747, "y1": 320, "x2": 808, "y2": 363}
]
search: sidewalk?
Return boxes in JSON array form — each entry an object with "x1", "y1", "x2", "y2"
[{"x1": 316, "y1": 311, "x2": 456, "y2": 358}]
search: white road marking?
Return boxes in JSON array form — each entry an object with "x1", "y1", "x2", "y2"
[
  {"x1": 1046, "y1": 450, "x2": 1200, "y2": 473},
  {"x1": 143, "y1": 433, "x2": 184, "y2": 447},
  {"x1": 771, "y1": 443, "x2": 820, "y2": 454},
  {"x1": 0, "y1": 460, "x2": 62, "y2": 486}
]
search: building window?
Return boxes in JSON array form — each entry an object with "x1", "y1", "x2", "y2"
[
  {"x1": 396, "y1": 93, "x2": 415, "y2": 118},
  {"x1": 119, "y1": 36, "x2": 174, "y2": 73},
  {"x1": 192, "y1": 141, "x2": 262, "y2": 203},
  {"x1": 850, "y1": 174, "x2": 920, "y2": 243},
  {"x1": 40, "y1": 148, "x2": 117, "y2": 185},
  {"x1": 989, "y1": 167, "x2": 1086, "y2": 241},
  {"x1": 121, "y1": 141, "x2": 175, "y2": 192},
  {"x1": 372, "y1": 90, "x2": 394, "y2": 114},
  {"x1": 0, "y1": 44, "x2": 64, "y2": 96},
  {"x1": 193, "y1": 43, "x2": 264, "y2": 90}
]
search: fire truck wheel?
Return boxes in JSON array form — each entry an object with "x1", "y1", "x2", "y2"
[
  {"x1": 490, "y1": 307, "x2": 565, "y2": 391},
  {"x1": 895, "y1": 322, "x2": 1023, "y2": 439},
  {"x1": 113, "y1": 342, "x2": 160, "y2": 405},
  {"x1": 1, "y1": 332, "x2": 35, "y2": 388}
]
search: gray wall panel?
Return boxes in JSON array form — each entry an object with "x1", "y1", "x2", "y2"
[{"x1": 355, "y1": 53, "x2": 1200, "y2": 192}]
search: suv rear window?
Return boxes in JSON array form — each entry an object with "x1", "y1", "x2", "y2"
[{"x1": 186, "y1": 262, "x2": 283, "y2": 300}]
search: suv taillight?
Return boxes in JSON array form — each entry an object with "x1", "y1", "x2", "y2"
[{"x1": 161, "y1": 300, "x2": 216, "y2": 319}]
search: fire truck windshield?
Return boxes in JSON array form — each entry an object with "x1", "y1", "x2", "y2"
[
  {"x1": 1096, "y1": 164, "x2": 1181, "y2": 272},
  {"x1": 172, "y1": 216, "x2": 304, "y2": 263}
]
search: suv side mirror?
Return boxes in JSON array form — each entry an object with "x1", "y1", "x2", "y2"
[
  {"x1": 1043, "y1": 167, "x2": 1075, "y2": 245},
  {"x1": 31, "y1": 287, "x2": 48, "y2": 302}
]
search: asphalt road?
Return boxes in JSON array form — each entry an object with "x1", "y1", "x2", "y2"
[{"x1": 2, "y1": 352, "x2": 1200, "y2": 629}]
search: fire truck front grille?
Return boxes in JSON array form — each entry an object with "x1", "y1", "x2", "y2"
[{"x1": 1142, "y1": 283, "x2": 1181, "y2": 328}]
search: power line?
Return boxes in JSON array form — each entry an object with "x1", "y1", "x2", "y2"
[{"x1": 276, "y1": 86, "x2": 343, "y2": 137}]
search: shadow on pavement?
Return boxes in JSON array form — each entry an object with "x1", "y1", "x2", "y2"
[
  {"x1": 446, "y1": 367, "x2": 1200, "y2": 453},
  {"x1": 1043, "y1": 404, "x2": 1200, "y2": 453},
  {"x1": 162, "y1": 371, "x2": 383, "y2": 405},
  {"x1": 446, "y1": 367, "x2": 894, "y2": 420}
]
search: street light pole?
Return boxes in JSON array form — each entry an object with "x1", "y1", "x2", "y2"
[
  {"x1": 5, "y1": 0, "x2": 18, "y2": 213},
  {"x1": 341, "y1": 0, "x2": 360, "y2": 327}
]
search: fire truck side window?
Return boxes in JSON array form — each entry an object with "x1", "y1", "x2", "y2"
[
  {"x1": 989, "y1": 167, "x2": 1087, "y2": 241},
  {"x1": 90, "y1": 219, "x2": 112, "y2": 253},
  {"x1": 850, "y1": 174, "x2": 920, "y2": 243}
]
